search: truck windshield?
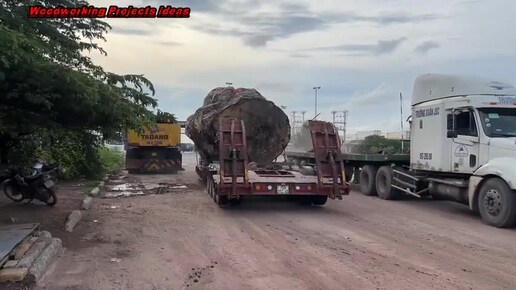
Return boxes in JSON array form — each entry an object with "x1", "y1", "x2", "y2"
[{"x1": 478, "y1": 108, "x2": 516, "y2": 137}]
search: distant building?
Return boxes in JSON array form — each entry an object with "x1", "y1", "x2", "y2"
[
  {"x1": 341, "y1": 140, "x2": 362, "y2": 153},
  {"x1": 346, "y1": 130, "x2": 382, "y2": 142}
]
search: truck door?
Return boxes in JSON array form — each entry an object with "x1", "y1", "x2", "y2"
[{"x1": 447, "y1": 108, "x2": 481, "y2": 173}]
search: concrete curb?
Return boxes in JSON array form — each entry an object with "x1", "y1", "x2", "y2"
[
  {"x1": 28, "y1": 238, "x2": 63, "y2": 281},
  {"x1": 89, "y1": 187, "x2": 99, "y2": 197},
  {"x1": 16, "y1": 237, "x2": 51, "y2": 269},
  {"x1": 81, "y1": 196, "x2": 93, "y2": 210},
  {"x1": 64, "y1": 210, "x2": 82, "y2": 232},
  {"x1": 40, "y1": 231, "x2": 52, "y2": 239}
]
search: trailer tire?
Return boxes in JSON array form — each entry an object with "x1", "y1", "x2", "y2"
[
  {"x1": 207, "y1": 177, "x2": 214, "y2": 197},
  {"x1": 311, "y1": 195, "x2": 328, "y2": 206},
  {"x1": 375, "y1": 166, "x2": 399, "y2": 200},
  {"x1": 360, "y1": 165, "x2": 378, "y2": 196},
  {"x1": 478, "y1": 178, "x2": 516, "y2": 228},
  {"x1": 215, "y1": 194, "x2": 229, "y2": 206}
]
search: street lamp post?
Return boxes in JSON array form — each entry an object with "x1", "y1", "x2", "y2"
[{"x1": 313, "y1": 86, "x2": 321, "y2": 118}]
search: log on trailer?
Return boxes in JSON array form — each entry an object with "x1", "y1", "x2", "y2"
[{"x1": 186, "y1": 87, "x2": 290, "y2": 165}]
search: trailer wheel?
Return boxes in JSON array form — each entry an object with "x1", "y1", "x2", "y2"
[
  {"x1": 207, "y1": 177, "x2": 214, "y2": 197},
  {"x1": 375, "y1": 166, "x2": 399, "y2": 200},
  {"x1": 360, "y1": 165, "x2": 378, "y2": 196},
  {"x1": 478, "y1": 178, "x2": 516, "y2": 228},
  {"x1": 211, "y1": 179, "x2": 228, "y2": 206},
  {"x1": 215, "y1": 193, "x2": 229, "y2": 206},
  {"x1": 311, "y1": 195, "x2": 328, "y2": 206}
]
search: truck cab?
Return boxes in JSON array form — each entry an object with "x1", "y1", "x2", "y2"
[{"x1": 410, "y1": 74, "x2": 516, "y2": 227}]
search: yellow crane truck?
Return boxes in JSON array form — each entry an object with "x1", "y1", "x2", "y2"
[{"x1": 125, "y1": 122, "x2": 183, "y2": 173}]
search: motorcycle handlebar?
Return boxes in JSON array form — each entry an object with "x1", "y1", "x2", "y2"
[{"x1": 45, "y1": 167, "x2": 59, "y2": 174}]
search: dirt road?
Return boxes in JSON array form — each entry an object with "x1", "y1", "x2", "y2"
[{"x1": 37, "y1": 153, "x2": 516, "y2": 290}]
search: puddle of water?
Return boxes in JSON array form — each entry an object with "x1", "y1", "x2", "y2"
[
  {"x1": 110, "y1": 184, "x2": 142, "y2": 191},
  {"x1": 170, "y1": 185, "x2": 188, "y2": 189},
  {"x1": 143, "y1": 183, "x2": 161, "y2": 190},
  {"x1": 104, "y1": 191, "x2": 145, "y2": 198}
]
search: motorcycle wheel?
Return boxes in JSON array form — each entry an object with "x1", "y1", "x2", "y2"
[
  {"x1": 3, "y1": 180, "x2": 24, "y2": 202},
  {"x1": 42, "y1": 187, "x2": 57, "y2": 206}
]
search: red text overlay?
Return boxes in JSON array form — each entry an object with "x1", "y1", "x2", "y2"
[{"x1": 27, "y1": 5, "x2": 191, "y2": 18}]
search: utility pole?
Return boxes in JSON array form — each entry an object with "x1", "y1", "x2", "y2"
[
  {"x1": 400, "y1": 92, "x2": 404, "y2": 153},
  {"x1": 225, "y1": 82, "x2": 233, "y2": 87},
  {"x1": 291, "y1": 111, "x2": 299, "y2": 136},
  {"x1": 313, "y1": 86, "x2": 321, "y2": 118}
]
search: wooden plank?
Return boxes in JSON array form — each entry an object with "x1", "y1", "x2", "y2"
[
  {"x1": 10, "y1": 234, "x2": 38, "y2": 260},
  {"x1": 13, "y1": 242, "x2": 32, "y2": 260},
  {"x1": 0, "y1": 223, "x2": 39, "y2": 263},
  {"x1": 2, "y1": 260, "x2": 18, "y2": 269},
  {"x1": 0, "y1": 268, "x2": 28, "y2": 282}
]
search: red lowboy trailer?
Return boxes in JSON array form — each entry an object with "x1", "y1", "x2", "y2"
[{"x1": 196, "y1": 117, "x2": 350, "y2": 206}]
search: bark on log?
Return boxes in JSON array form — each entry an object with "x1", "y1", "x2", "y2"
[{"x1": 186, "y1": 87, "x2": 290, "y2": 165}]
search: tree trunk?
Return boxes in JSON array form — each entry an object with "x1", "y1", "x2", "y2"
[{"x1": 186, "y1": 87, "x2": 291, "y2": 166}]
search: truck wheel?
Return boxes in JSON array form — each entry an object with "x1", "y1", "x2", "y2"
[
  {"x1": 375, "y1": 166, "x2": 398, "y2": 200},
  {"x1": 360, "y1": 165, "x2": 378, "y2": 196},
  {"x1": 478, "y1": 178, "x2": 516, "y2": 228},
  {"x1": 311, "y1": 195, "x2": 328, "y2": 206}
]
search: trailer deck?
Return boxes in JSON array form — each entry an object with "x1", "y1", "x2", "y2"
[
  {"x1": 213, "y1": 169, "x2": 343, "y2": 196},
  {"x1": 285, "y1": 150, "x2": 410, "y2": 165}
]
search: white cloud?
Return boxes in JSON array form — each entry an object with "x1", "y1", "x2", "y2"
[{"x1": 85, "y1": 0, "x2": 515, "y2": 133}]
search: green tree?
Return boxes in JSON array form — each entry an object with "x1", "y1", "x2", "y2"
[
  {"x1": 0, "y1": 1, "x2": 159, "y2": 177},
  {"x1": 356, "y1": 135, "x2": 409, "y2": 154},
  {"x1": 155, "y1": 110, "x2": 177, "y2": 123}
]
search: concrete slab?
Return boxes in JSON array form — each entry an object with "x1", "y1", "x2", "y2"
[
  {"x1": 0, "y1": 268, "x2": 28, "y2": 282},
  {"x1": 0, "y1": 224, "x2": 39, "y2": 264}
]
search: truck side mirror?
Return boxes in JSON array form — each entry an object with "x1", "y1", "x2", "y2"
[{"x1": 447, "y1": 130, "x2": 458, "y2": 138}]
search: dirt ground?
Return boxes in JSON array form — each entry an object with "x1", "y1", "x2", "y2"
[{"x1": 2, "y1": 152, "x2": 516, "y2": 290}]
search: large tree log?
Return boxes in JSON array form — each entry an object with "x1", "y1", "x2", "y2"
[{"x1": 186, "y1": 87, "x2": 290, "y2": 165}]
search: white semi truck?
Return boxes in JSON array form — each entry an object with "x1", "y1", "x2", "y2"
[{"x1": 286, "y1": 74, "x2": 516, "y2": 228}]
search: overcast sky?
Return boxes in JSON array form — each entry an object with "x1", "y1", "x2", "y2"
[{"x1": 89, "y1": 0, "x2": 516, "y2": 139}]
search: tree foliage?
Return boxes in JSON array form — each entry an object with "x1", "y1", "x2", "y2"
[
  {"x1": 0, "y1": 1, "x2": 160, "y2": 177},
  {"x1": 355, "y1": 135, "x2": 410, "y2": 154},
  {"x1": 155, "y1": 110, "x2": 177, "y2": 123}
]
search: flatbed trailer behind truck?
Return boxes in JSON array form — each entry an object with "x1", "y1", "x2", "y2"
[{"x1": 196, "y1": 118, "x2": 350, "y2": 206}]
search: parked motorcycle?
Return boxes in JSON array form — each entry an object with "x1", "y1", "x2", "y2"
[{"x1": 2, "y1": 161, "x2": 59, "y2": 206}]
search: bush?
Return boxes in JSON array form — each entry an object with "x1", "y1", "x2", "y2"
[
  {"x1": 7, "y1": 129, "x2": 106, "y2": 179},
  {"x1": 98, "y1": 147, "x2": 124, "y2": 174}
]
